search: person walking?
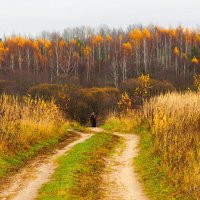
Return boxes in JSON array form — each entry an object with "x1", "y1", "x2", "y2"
[{"x1": 90, "y1": 112, "x2": 97, "y2": 127}]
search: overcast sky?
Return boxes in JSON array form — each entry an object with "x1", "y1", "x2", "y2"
[{"x1": 0, "y1": 0, "x2": 200, "y2": 36}]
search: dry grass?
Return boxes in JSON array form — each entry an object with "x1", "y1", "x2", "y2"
[
  {"x1": 143, "y1": 91, "x2": 200, "y2": 199},
  {"x1": 0, "y1": 94, "x2": 67, "y2": 154},
  {"x1": 102, "y1": 111, "x2": 142, "y2": 133}
]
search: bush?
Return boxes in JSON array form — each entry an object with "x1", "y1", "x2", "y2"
[
  {"x1": 28, "y1": 84, "x2": 120, "y2": 124},
  {"x1": 119, "y1": 78, "x2": 175, "y2": 97}
]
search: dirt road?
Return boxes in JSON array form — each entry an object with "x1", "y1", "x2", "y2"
[
  {"x1": 0, "y1": 133, "x2": 92, "y2": 200},
  {"x1": 101, "y1": 133, "x2": 148, "y2": 200},
  {"x1": 0, "y1": 130, "x2": 148, "y2": 200}
]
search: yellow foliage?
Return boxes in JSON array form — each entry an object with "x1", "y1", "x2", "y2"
[
  {"x1": 70, "y1": 39, "x2": 77, "y2": 45},
  {"x1": 0, "y1": 42, "x2": 9, "y2": 61},
  {"x1": 118, "y1": 92, "x2": 132, "y2": 113},
  {"x1": 185, "y1": 27, "x2": 191, "y2": 42},
  {"x1": 182, "y1": 53, "x2": 187, "y2": 60},
  {"x1": 24, "y1": 39, "x2": 33, "y2": 47},
  {"x1": 95, "y1": 35, "x2": 103, "y2": 44},
  {"x1": 193, "y1": 74, "x2": 200, "y2": 92},
  {"x1": 133, "y1": 28, "x2": 143, "y2": 41},
  {"x1": 142, "y1": 28, "x2": 151, "y2": 39},
  {"x1": 59, "y1": 40, "x2": 66, "y2": 47},
  {"x1": 44, "y1": 39, "x2": 51, "y2": 49},
  {"x1": 33, "y1": 41, "x2": 39, "y2": 50},
  {"x1": 173, "y1": 47, "x2": 179, "y2": 56},
  {"x1": 169, "y1": 29, "x2": 176, "y2": 38},
  {"x1": 16, "y1": 36, "x2": 25, "y2": 47},
  {"x1": 83, "y1": 46, "x2": 92, "y2": 58},
  {"x1": 194, "y1": 33, "x2": 200, "y2": 42},
  {"x1": 0, "y1": 41, "x2": 5, "y2": 49},
  {"x1": 106, "y1": 35, "x2": 112, "y2": 42},
  {"x1": 192, "y1": 56, "x2": 199, "y2": 65},
  {"x1": 122, "y1": 42, "x2": 132, "y2": 54},
  {"x1": 135, "y1": 74, "x2": 151, "y2": 101}
]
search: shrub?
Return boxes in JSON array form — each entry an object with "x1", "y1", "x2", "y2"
[
  {"x1": 119, "y1": 78, "x2": 175, "y2": 97},
  {"x1": 28, "y1": 84, "x2": 120, "y2": 124}
]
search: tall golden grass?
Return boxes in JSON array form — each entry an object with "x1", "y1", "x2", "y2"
[
  {"x1": 0, "y1": 94, "x2": 67, "y2": 153},
  {"x1": 143, "y1": 92, "x2": 200, "y2": 199}
]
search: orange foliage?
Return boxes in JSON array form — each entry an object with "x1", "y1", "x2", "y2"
[
  {"x1": 169, "y1": 29, "x2": 176, "y2": 38},
  {"x1": 44, "y1": 39, "x2": 51, "y2": 49},
  {"x1": 33, "y1": 41, "x2": 40, "y2": 52},
  {"x1": 59, "y1": 40, "x2": 66, "y2": 47},
  {"x1": 24, "y1": 39, "x2": 32, "y2": 47},
  {"x1": 174, "y1": 47, "x2": 179, "y2": 56},
  {"x1": 122, "y1": 42, "x2": 132, "y2": 54},
  {"x1": 70, "y1": 39, "x2": 77, "y2": 45},
  {"x1": 191, "y1": 56, "x2": 199, "y2": 65},
  {"x1": 142, "y1": 28, "x2": 151, "y2": 39},
  {"x1": 106, "y1": 35, "x2": 112, "y2": 42},
  {"x1": 95, "y1": 35, "x2": 103, "y2": 44},
  {"x1": 182, "y1": 53, "x2": 187, "y2": 60},
  {"x1": 133, "y1": 28, "x2": 142, "y2": 40},
  {"x1": 16, "y1": 36, "x2": 25, "y2": 48},
  {"x1": 185, "y1": 28, "x2": 191, "y2": 42}
]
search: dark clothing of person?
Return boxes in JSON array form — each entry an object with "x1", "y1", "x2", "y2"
[{"x1": 90, "y1": 114, "x2": 97, "y2": 127}]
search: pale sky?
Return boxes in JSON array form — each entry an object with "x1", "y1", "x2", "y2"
[{"x1": 0, "y1": 0, "x2": 200, "y2": 36}]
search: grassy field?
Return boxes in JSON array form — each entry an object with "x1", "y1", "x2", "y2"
[{"x1": 37, "y1": 132, "x2": 120, "y2": 200}]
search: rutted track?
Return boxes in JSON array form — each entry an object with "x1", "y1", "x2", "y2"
[
  {"x1": 0, "y1": 132, "x2": 92, "y2": 200},
  {"x1": 101, "y1": 133, "x2": 148, "y2": 200}
]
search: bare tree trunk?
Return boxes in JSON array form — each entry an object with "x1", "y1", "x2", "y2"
[
  {"x1": 111, "y1": 56, "x2": 119, "y2": 88},
  {"x1": 11, "y1": 54, "x2": 14, "y2": 71},
  {"x1": 26, "y1": 49, "x2": 30, "y2": 73},
  {"x1": 143, "y1": 38, "x2": 147, "y2": 73},
  {"x1": 55, "y1": 48, "x2": 59, "y2": 76}
]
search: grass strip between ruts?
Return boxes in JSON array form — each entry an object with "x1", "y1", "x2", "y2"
[{"x1": 37, "y1": 132, "x2": 120, "y2": 200}]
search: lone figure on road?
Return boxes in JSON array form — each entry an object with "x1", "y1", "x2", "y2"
[{"x1": 90, "y1": 112, "x2": 97, "y2": 127}]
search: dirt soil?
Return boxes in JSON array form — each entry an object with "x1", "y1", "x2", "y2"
[
  {"x1": 0, "y1": 132, "x2": 92, "y2": 200},
  {"x1": 101, "y1": 133, "x2": 148, "y2": 200},
  {"x1": 0, "y1": 129, "x2": 148, "y2": 200}
]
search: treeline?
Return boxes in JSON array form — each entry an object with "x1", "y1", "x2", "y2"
[{"x1": 0, "y1": 25, "x2": 200, "y2": 89}]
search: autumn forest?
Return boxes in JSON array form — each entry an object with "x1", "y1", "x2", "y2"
[{"x1": 0, "y1": 25, "x2": 199, "y2": 91}]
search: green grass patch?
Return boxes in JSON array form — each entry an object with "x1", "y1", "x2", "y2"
[
  {"x1": 0, "y1": 126, "x2": 80, "y2": 181},
  {"x1": 102, "y1": 115, "x2": 139, "y2": 133},
  {"x1": 134, "y1": 127, "x2": 183, "y2": 200},
  {"x1": 37, "y1": 132, "x2": 120, "y2": 200}
]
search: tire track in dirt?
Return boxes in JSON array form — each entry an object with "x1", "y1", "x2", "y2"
[
  {"x1": 0, "y1": 132, "x2": 92, "y2": 200},
  {"x1": 101, "y1": 133, "x2": 148, "y2": 200}
]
